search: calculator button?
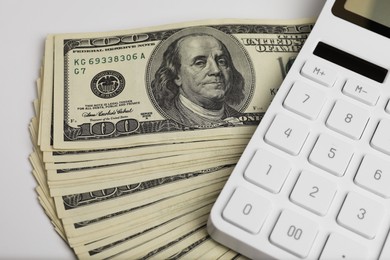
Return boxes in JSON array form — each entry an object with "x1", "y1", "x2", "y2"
[
  {"x1": 355, "y1": 154, "x2": 390, "y2": 198},
  {"x1": 342, "y1": 79, "x2": 380, "y2": 106},
  {"x1": 371, "y1": 119, "x2": 390, "y2": 156},
  {"x1": 326, "y1": 100, "x2": 370, "y2": 140},
  {"x1": 283, "y1": 81, "x2": 326, "y2": 120},
  {"x1": 290, "y1": 170, "x2": 337, "y2": 216},
  {"x1": 222, "y1": 187, "x2": 271, "y2": 234},
  {"x1": 319, "y1": 233, "x2": 368, "y2": 260},
  {"x1": 244, "y1": 148, "x2": 291, "y2": 193},
  {"x1": 264, "y1": 114, "x2": 310, "y2": 155},
  {"x1": 270, "y1": 210, "x2": 318, "y2": 258},
  {"x1": 385, "y1": 100, "x2": 390, "y2": 114},
  {"x1": 337, "y1": 192, "x2": 385, "y2": 239},
  {"x1": 379, "y1": 231, "x2": 390, "y2": 260},
  {"x1": 300, "y1": 60, "x2": 337, "y2": 87},
  {"x1": 309, "y1": 134, "x2": 354, "y2": 177}
]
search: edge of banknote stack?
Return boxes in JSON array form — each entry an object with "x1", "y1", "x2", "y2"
[{"x1": 28, "y1": 18, "x2": 314, "y2": 259}]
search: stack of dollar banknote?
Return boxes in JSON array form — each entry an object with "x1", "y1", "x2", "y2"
[{"x1": 28, "y1": 18, "x2": 313, "y2": 259}]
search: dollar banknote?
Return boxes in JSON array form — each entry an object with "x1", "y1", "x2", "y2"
[
  {"x1": 55, "y1": 165, "x2": 233, "y2": 219},
  {"x1": 43, "y1": 138, "x2": 249, "y2": 163},
  {"x1": 30, "y1": 18, "x2": 315, "y2": 259},
  {"x1": 52, "y1": 19, "x2": 313, "y2": 150},
  {"x1": 75, "y1": 205, "x2": 213, "y2": 258},
  {"x1": 66, "y1": 184, "x2": 224, "y2": 246}
]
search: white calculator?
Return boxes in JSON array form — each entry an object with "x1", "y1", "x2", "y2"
[{"x1": 208, "y1": 0, "x2": 390, "y2": 259}]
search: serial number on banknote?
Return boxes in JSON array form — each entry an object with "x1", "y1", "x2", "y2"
[{"x1": 73, "y1": 53, "x2": 146, "y2": 75}]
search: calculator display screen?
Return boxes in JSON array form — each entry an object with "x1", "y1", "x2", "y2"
[
  {"x1": 332, "y1": 0, "x2": 390, "y2": 38},
  {"x1": 345, "y1": 0, "x2": 390, "y2": 27}
]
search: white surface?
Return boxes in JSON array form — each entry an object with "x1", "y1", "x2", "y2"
[{"x1": 0, "y1": 0, "x2": 325, "y2": 259}]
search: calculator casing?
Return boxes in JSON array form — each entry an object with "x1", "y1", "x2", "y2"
[{"x1": 207, "y1": 0, "x2": 390, "y2": 259}]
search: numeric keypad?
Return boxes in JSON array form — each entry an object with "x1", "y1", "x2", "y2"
[{"x1": 210, "y1": 54, "x2": 390, "y2": 260}]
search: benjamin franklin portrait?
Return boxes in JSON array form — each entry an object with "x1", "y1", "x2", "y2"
[{"x1": 147, "y1": 27, "x2": 254, "y2": 128}]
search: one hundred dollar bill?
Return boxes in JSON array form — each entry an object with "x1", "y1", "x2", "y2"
[
  {"x1": 47, "y1": 151, "x2": 240, "y2": 196},
  {"x1": 52, "y1": 19, "x2": 313, "y2": 150},
  {"x1": 65, "y1": 184, "x2": 224, "y2": 246},
  {"x1": 55, "y1": 165, "x2": 233, "y2": 219},
  {"x1": 74, "y1": 204, "x2": 213, "y2": 259},
  {"x1": 43, "y1": 138, "x2": 250, "y2": 163},
  {"x1": 31, "y1": 18, "x2": 315, "y2": 259}
]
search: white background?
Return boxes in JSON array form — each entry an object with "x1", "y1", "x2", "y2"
[{"x1": 0, "y1": 0, "x2": 325, "y2": 259}]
